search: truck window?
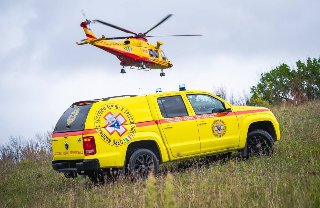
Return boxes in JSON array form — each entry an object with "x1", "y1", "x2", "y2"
[
  {"x1": 157, "y1": 96, "x2": 188, "y2": 118},
  {"x1": 154, "y1": 50, "x2": 159, "y2": 58},
  {"x1": 53, "y1": 104, "x2": 93, "y2": 133},
  {"x1": 186, "y1": 94, "x2": 225, "y2": 114},
  {"x1": 149, "y1": 49, "x2": 154, "y2": 57}
]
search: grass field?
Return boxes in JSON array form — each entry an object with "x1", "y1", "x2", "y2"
[{"x1": 1, "y1": 102, "x2": 320, "y2": 207}]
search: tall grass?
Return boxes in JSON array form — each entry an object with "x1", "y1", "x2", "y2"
[{"x1": 0, "y1": 102, "x2": 320, "y2": 207}]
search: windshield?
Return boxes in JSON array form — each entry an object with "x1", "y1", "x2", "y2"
[{"x1": 161, "y1": 50, "x2": 167, "y2": 61}]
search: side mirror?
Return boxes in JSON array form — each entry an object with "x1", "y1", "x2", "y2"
[
  {"x1": 212, "y1": 108, "x2": 232, "y2": 113},
  {"x1": 225, "y1": 108, "x2": 232, "y2": 112}
]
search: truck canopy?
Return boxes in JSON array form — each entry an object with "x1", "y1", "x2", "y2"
[{"x1": 53, "y1": 102, "x2": 96, "y2": 133}]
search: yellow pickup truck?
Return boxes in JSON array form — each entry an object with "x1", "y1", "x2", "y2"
[{"x1": 51, "y1": 89, "x2": 280, "y2": 182}]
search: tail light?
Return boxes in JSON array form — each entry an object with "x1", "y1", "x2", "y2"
[{"x1": 83, "y1": 136, "x2": 96, "y2": 156}]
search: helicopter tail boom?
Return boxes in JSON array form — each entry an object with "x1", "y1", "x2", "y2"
[{"x1": 80, "y1": 22, "x2": 97, "y2": 40}]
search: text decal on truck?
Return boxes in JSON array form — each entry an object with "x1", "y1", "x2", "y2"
[{"x1": 94, "y1": 103, "x2": 136, "y2": 147}]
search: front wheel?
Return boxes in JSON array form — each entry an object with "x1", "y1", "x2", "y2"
[
  {"x1": 243, "y1": 130, "x2": 274, "y2": 158},
  {"x1": 129, "y1": 149, "x2": 159, "y2": 180}
]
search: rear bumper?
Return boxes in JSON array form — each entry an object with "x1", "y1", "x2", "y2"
[{"x1": 52, "y1": 159, "x2": 100, "y2": 174}]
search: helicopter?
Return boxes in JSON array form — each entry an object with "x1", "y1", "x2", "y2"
[{"x1": 77, "y1": 12, "x2": 202, "y2": 77}]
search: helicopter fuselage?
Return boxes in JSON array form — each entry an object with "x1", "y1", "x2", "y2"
[{"x1": 79, "y1": 22, "x2": 173, "y2": 70}]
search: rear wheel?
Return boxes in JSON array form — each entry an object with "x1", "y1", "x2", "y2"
[
  {"x1": 128, "y1": 149, "x2": 159, "y2": 180},
  {"x1": 244, "y1": 129, "x2": 274, "y2": 157}
]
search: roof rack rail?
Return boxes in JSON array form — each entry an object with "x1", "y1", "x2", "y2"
[{"x1": 102, "y1": 95, "x2": 137, "y2": 101}]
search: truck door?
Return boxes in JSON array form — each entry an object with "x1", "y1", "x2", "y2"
[
  {"x1": 186, "y1": 94, "x2": 240, "y2": 153},
  {"x1": 156, "y1": 95, "x2": 200, "y2": 158}
]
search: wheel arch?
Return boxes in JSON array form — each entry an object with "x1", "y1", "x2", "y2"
[
  {"x1": 125, "y1": 140, "x2": 163, "y2": 167},
  {"x1": 247, "y1": 121, "x2": 277, "y2": 141},
  {"x1": 239, "y1": 113, "x2": 279, "y2": 148}
]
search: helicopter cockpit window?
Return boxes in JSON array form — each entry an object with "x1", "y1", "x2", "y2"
[
  {"x1": 161, "y1": 50, "x2": 167, "y2": 60},
  {"x1": 149, "y1": 49, "x2": 154, "y2": 57},
  {"x1": 154, "y1": 50, "x2": 159, "y2": 58}
]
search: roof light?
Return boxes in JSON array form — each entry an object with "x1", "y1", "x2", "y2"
[
  {"x1": 179, "y1": 84, "x2": 186, "y2": 91},
  {"x1": 78, "y1": 102, "x2": 88, "y2": 105},
  {"x1": 156, "y1": 88, "x2": 162, "y2": 93}
]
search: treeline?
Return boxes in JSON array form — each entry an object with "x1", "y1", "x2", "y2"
[
  {"x1": 213, "y1": 57, "x2": 320, "y2": 107},
  {"x1": 248, "y1": 57, "x2": 320, "y2": 106},
  {"x1": 0, "y1": 133, "x2": 52, "y2": 169},
  {"x1": 212, "y1": 85, "x2": 250, "y2": 106}
]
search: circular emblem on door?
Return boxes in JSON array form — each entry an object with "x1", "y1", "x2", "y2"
[
  {"x1": 65, "y1": 142, "x2": 69, "y2": 150},
  {"x1": 67, "y1": 108, "x2": 80, "y2": 125},
  {"x1": 93, "y1": 103, "x2": 136, "y2": 147},
  {"x1": 212, "y1": 119, "x2": 227, "y2": 137}
]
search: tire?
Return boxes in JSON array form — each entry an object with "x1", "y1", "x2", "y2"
[
  {"x1": 128, "y1": 149, "x2": 159, "y2": 180},
  {"x1": 242, "y1": 129, "x2": 274, "y2": 158}
]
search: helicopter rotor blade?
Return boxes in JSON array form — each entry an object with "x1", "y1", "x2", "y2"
[
  {"x1": 81, "y1": 10, "x2": 92, "y2": 25},
  {"x1": 91, "y1": 36, "x2": 131, "y2": 42},
  {"x1": 81, "y1": 9, "x2": 87, "y2": 20},
  {"x1": 103, "y1": 36, "x2": 131, "y2": 40},
  {"x1": 144, "y1": 14, "x2": 173, "y2": 35},
  {"x1": 94, "y1": 19, "x2": 137, "y2": 35},
  {"x1": 146, "y1": 34, "x2": 203, "y2": 37}
]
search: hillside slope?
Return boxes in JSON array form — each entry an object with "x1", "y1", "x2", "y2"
[{"x1": 1, "y1": 102, "x2": 320, "y2": 207}]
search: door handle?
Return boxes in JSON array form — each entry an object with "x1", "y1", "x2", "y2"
[
  {"x1": 199, "y1": 122, "x2": 207, "y2": 125},
  {"x1": 164, "y1": 125, "x2": 173, "y2": 129}
]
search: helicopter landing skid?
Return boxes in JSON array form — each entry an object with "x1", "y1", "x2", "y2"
[{"x1": 141, "y1": 62, "x2": 146, "y2": 69}]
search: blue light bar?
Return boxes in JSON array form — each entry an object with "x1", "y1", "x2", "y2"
[
  {"x1": 179, "y1": 84, "x2": 186, "y2": 91},
  {"x1": 156, "y1": 88, "x2": 162, "y2": 93}
]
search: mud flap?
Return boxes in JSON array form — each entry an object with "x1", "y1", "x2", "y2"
[{"x1": 241, "y1": 140, "x2": 248, "y2": 158}]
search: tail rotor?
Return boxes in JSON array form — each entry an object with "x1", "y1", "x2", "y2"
[{"x1": 81, "y1": 10, "x2": 94, "y2": 26}]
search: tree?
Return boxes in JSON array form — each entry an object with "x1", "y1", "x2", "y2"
[
  {"x1": 248, "y1": 57, "x2": 320, "y2": 106},
  {"x1": 212, "y1": 85, "x2": 227, "y2": 100}
]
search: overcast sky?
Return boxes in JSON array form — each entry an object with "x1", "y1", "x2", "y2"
[{"x1": 1, "y1": 0, "x2": 320, "y2": 144}]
